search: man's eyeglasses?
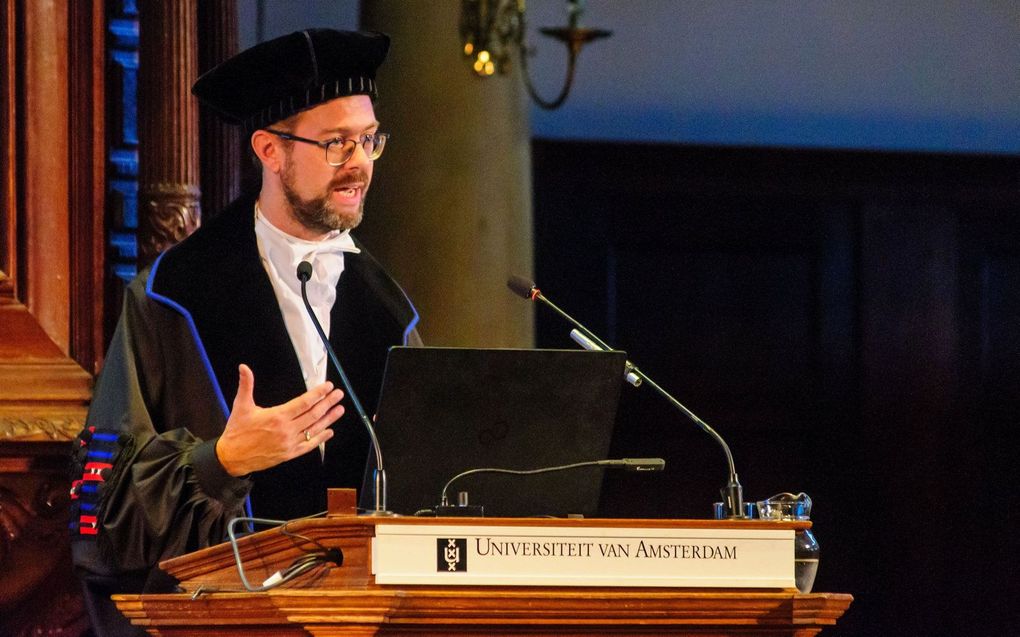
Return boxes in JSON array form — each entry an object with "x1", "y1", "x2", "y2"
[{"x1": 264, "y1": 129, "x2": 389, "y2": 166}]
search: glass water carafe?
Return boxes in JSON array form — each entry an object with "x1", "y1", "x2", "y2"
[{"x1": 757, "y1": 492, "x2": 820, "y2": 594}]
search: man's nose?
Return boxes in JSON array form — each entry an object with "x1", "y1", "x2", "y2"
[{"x1": 343, "y1": 140, "x2": 373, "y2": 171}]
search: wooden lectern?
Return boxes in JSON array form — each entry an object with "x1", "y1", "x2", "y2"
[{"x1": 114, "y1": 490, "x2": 851, "y2": 636}]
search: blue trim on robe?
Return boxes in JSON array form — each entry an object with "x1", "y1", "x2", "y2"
[
  {"x1": 146, "y1": 250, "x2": 253, "y2": 520},
  {"x1": 402, "y1": 294, "x2": 420, "y2": 346},
  {"x1": 145, "y1": 250, "x2": 231, "y2": 419}
]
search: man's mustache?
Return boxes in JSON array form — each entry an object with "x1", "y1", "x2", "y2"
[{"x1": 330, "y1": 170, "x2": 369, "y2": 189}]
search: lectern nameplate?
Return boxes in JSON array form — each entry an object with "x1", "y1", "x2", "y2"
[{"x1": 374, "y1": 523, "x2": 795, "y2": 588}]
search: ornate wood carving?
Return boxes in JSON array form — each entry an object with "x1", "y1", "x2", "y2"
[
  {"x1": 0, "y1": 271, "x2": 13, "y2": 300},
  {"x1": 1, "y1": 412, "x2": 86, "y2": 441},
  {"x1": 138, "y1": 0, "x2": 201, "y2": 267},
  {"x1": 139, "y1": 183, "x2": 202, "y2": 260},
  {"x1": 1, "y1": 443, "x2": 90, "y2": 637}
]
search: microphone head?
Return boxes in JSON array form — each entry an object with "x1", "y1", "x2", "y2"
[
  {"x1": 507, "y1": 274, "x2": 537, "y2": 300},
  {"x1": 622, "y1": 458, "x2": 666, "y2": 471},
  {"x1": 296, "y1": 261, "x2": 313, "y2": 282}
]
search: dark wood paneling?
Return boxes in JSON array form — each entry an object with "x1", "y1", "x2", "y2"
[
  {"x1": 197, "y1": 0, "x2": 242, "y2": 220},
  {"x1": 22, "y1": 0, "x2": 71, "y2": 348},
  {"x1": 0, "y1": 1, "x2": 97, "y2": 416},
  {"x1": 0, "y1": 2, "x2": 105, "y2": 636},
  {"x1": 533, "y1": 139, "x2": 1020, "y2": 636},
  {"x1": 953, "y1": 212, "x2": 1020, "y2": 631},
  {"x1": 68, "y1": 0, "x2": 106, "y2": 375},
  {"x1": 1, "y1": 0, "x2": 14, "y2": 294}
]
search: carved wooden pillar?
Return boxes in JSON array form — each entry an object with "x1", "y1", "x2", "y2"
[
  {"x1": 1, "y1": 0, "x2": 104, "y2": 634},
  {"x1": 198, "y1": 0, "x2": 241, "y2": 218},
  {"x1": 138, "y1": 0, "x2": 201, "y2": 266}
]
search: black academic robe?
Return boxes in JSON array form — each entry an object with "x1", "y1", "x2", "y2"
[{"x1": 69, "y1": 193, "x2": 420, "y2": 636}]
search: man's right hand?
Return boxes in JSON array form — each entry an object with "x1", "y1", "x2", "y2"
[{"x1": 215, "y1": 364, "x2": 345, "y2": 477}]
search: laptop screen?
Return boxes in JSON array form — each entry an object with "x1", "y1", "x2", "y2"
[{"x1": 361, "y1": 347, "x2": 627, "y2": 517}]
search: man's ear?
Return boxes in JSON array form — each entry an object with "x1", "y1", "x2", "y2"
[{"x1": 250, "y1": 129, "x2": 284, "y2": 174}]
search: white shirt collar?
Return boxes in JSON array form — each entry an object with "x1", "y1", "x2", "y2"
[
  {"x1": 254, "y1": 202, "x2": 360, "y2": 263},
  {"x1": 253, "y1": 201, "x2": 360, "y2": 391}
]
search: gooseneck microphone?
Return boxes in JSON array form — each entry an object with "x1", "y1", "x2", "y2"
[
  {"x1": 438, "y1": 458, "x2": 666, "y2": 516},
  {"x1": 297, "y1": 261, "x2": 390, "y2": 516},
  {"x1": 508, "y1": 275, "x2": 642, "y2": 388},
  {"x1": 507, "y1": 274, "x2": 747, "y2": 519}
]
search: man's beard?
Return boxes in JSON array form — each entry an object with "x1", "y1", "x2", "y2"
[{"x1": 281, "y1": 160, "x2": 367, "y2": 234}]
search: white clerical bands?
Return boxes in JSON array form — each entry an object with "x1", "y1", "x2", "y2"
[{"x1": 304, "y1": 430, "x2": 311, "y2": 442}]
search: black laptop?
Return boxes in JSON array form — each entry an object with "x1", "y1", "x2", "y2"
[{"x1": 360, "y1": 347, "x2": 627, "y2": 517}]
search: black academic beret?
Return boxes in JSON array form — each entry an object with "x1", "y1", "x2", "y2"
[{"x1": 192, "y1": 29, "x2": 390, "y2": 131}]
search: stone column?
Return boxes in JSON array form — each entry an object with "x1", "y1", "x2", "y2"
[
  {"x1": 360, "y1": 2, "x2": 534, "y2": 347},
  {"x1": 138, "y1": 0, "x2": 201, "y2": 266}
]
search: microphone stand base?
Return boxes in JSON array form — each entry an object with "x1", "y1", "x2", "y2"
[{"x1": 359, "y1": 509, "x2": 399, "y2": 517}]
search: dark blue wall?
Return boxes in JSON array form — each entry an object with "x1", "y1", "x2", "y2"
[
  {"x1": 526, "y1": 1, "x2": 1019, "y2": 154},
  {"x1": 238, "y1": 1, "x2": 1019, "y2": 154}
]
